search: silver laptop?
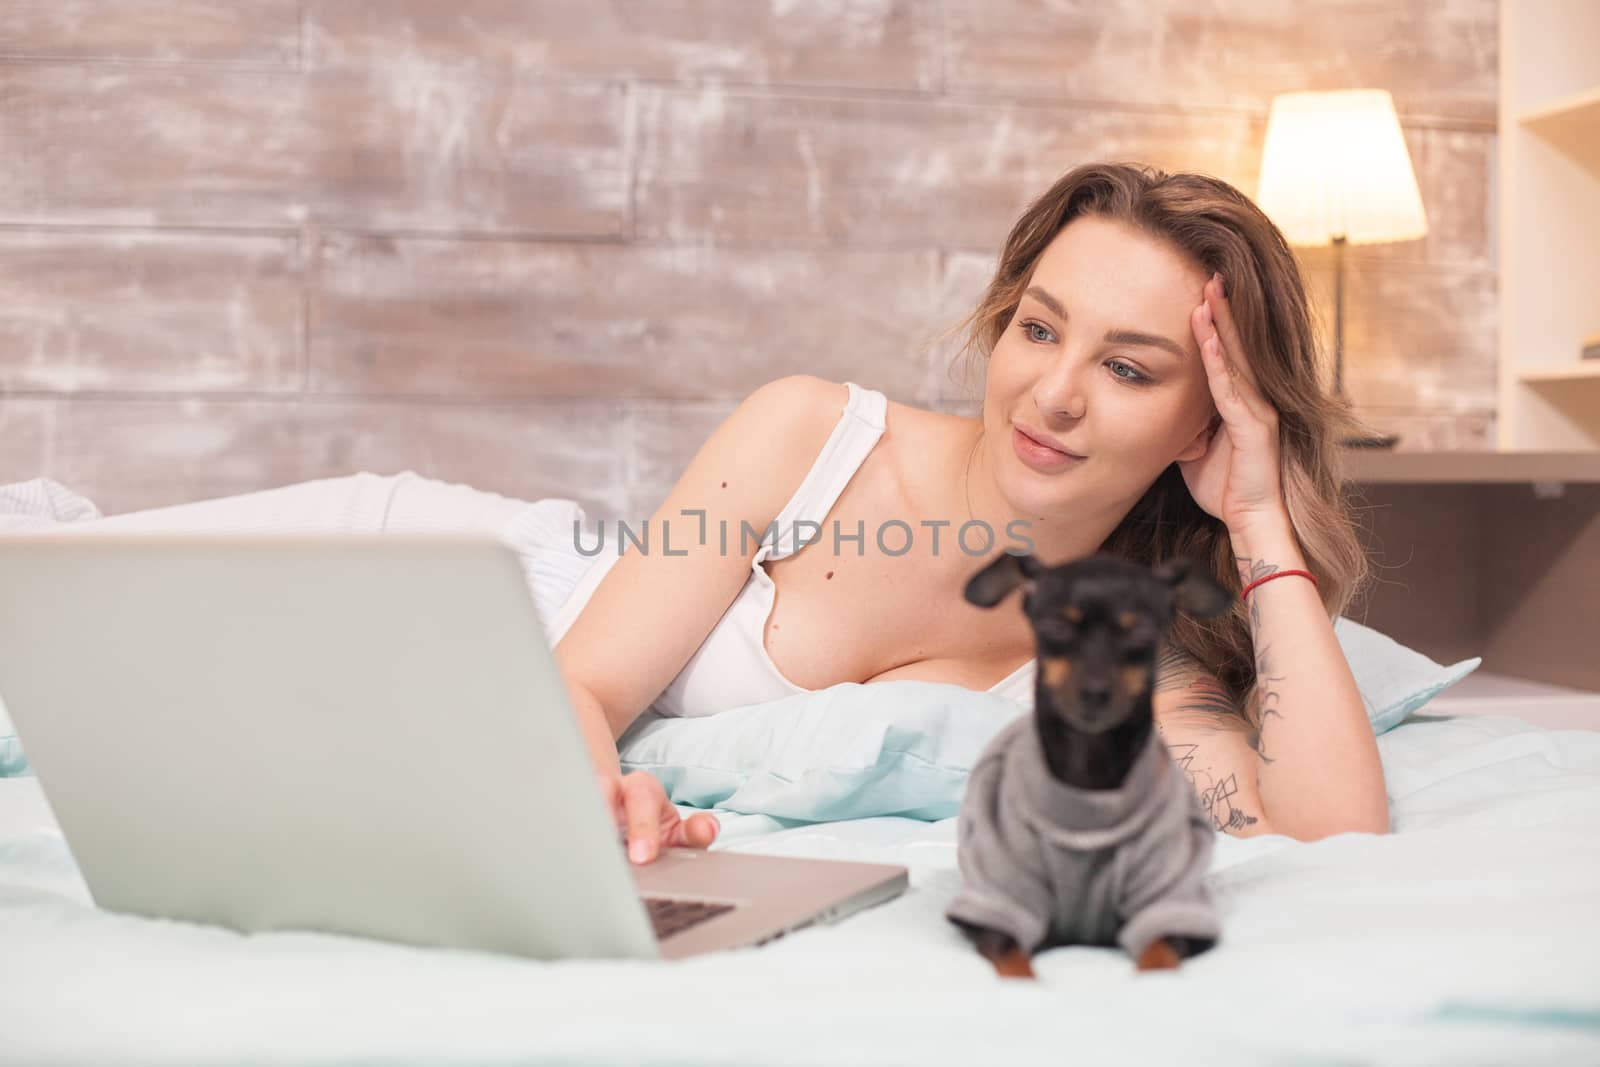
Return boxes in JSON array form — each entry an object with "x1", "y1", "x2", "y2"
[{"x1": 0, "y1": 532, "x2": 907, "y2": 961}]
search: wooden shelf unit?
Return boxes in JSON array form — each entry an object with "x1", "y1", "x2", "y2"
[{"x1": 1498, "y1": 1, "x2": 1600, "y2": 451}]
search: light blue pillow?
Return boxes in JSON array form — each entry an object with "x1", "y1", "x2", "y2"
[
  {"x1": 618, "y1": 681, "x2": 1024, "y2": 822},
  {"x1": 617, "y1": 616, "x2": 1481, "y2": 822},
  {"x1": 1334, "y1": 617, "x2": 1481, "y2": 733}
]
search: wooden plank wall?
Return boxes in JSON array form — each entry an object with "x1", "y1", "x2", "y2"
[{"x1": 0, "y1": 1, "x2": 1499, "y2": 520}]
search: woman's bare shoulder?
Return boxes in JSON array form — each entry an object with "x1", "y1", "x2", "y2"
[
  {"x1": 754, "y1": 373, "x2": 850, "y2": 420},
  {"x1": 753, "y1": 377, "x2": 972, "y2": 511},
  {"x1": 741, "y1": 374, "x2": 855, "y2": 481}
]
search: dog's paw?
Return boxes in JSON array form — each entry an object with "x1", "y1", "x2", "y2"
[
  {"x1": 992, "y1": 946, "x2": 1037, "y2": 980},
  {"x1": 952, "y1": 919, "x2": 1038, "y2": 980},
  {"x1": 1134, "y1": 937, "x2": 1182, "y2": 971},
  {"x1": 1134, "y1": 933, "x2": 1217, "y2": 970}
]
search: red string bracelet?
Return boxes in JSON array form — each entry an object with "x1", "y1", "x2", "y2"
[{"x1": 1241, "y1": 569, "x2": 1317, "y2": 601}]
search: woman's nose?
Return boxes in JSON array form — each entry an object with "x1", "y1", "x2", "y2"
[{"x1": 1031, "y1": 355, "x2": 1088, "y2": 422}]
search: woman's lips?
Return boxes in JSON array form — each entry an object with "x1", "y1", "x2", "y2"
[{"x1": 1012, "y1": 426, "x2": 1084, "y2": 473}]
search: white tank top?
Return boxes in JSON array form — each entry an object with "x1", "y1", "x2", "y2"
[{"x1": 545, "y1": 381, "x2": 1036, "y2": 717}]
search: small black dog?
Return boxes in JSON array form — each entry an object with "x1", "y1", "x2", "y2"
[{"x1": 945, "y1": 551, "x2": 1233, "y2": 979}]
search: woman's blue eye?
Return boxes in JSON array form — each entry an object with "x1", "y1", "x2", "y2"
[{"x1": 1019, "y1": 321, "x2": 1150, "y2": 385}]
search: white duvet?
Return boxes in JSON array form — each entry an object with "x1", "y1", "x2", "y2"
[{"x1": 3, "y1": 712, "x2": 1599, "y2": 1066}]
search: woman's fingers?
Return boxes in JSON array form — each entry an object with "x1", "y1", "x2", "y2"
[
  {"x1": 672, "y1": 810, "x2": 721, "y2": 849},
  {"x1": 1204, "y1": 274, "x2": 1261, "y2": 393},
  {"x1": 1192, "y1": 302, "x2": 1240, "y2": 420},
  {"x1": 1193, "y1": 279, "x2": 1276, "y2": 431},
  {"x1": 621, "y1": 772, "x2": 664, "y2": 864},
  {"x1": 1197, "y1": 332, "x2": 1250, "y2": 429},
  {"x1": 614, "y1": 771, "x2": 719, "y2": 864}
]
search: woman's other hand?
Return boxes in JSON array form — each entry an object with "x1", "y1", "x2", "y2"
[
  {"x1": 601, "y1": 769, "x2": 720, "y2": 865},
  {"x1": 1178, "y1": 271, "x2": 1287, "y2": 532}
]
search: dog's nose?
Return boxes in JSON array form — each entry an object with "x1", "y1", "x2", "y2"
[{"x1": 1079, "y1": 683, "x2": 1111, "y2": 708}]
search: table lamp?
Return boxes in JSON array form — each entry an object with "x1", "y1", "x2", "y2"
[{"x1": 1255, "y1": 88, "x2": 1429, "y2": 449}]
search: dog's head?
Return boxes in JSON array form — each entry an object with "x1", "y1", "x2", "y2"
[{"x1": 965, "y1": 552, "x2": 1232, "y2": 734}]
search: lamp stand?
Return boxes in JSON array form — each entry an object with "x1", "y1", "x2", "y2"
[{"x1": 1332, "y1": 234, "x2": 1401, "y2": 449}]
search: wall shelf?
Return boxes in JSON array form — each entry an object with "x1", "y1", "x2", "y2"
[
  {"x1": 1518, "y1": 362, "x2": 1600, "y2": 383},
  {"x1": 1518, "y1": 84, "x2": 1600, "y2": 175},
  {"x1": 1342, "y1": 448, "x2": 1600, "y2": 484}
]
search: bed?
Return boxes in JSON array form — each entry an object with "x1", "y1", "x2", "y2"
[
  {"x1": 3, "y1": 708, "x2": 1599, "y2": 1066},
  {"x1": 3, "y1": 475, "x2": 1599, "y2": 1064}
]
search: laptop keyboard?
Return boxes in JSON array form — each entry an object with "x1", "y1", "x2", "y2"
[{"x1": 643, "y1": 896, "x2": 736, "y2": 940}]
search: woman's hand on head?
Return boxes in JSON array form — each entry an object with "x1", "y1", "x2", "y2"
[
  {"x1": 1178, "y1": 271, "x2": 1287, "y2": 532},
  {"x1": 601, "y1": 768, "x2": 720, "y2": 865}
]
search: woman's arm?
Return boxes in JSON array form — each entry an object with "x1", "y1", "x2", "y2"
[
  {"x1": 1168, "y1": 272, "x2": 1389, "y2": 841},
  {"x1": 554, "y1": 374, "x2": 845, "y2": 751},
  {"x1": 1227, "y1": 515, "x2": 1389, "y2": 839},
  {"x1": 553, "y1": 373, "x2": 851, "y2": 861},
  {"x1": 1151, "y1": 517, "x2": 1391, "y2": 843}
]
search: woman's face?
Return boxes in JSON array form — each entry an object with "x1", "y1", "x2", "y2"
[{"x1": 982, "y1": 214, "x2": 1218, "y2": 521}]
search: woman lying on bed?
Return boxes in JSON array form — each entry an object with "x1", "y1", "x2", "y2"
[{"x1": 554, "y1": 161, "x2": 1389, "y2": 864}]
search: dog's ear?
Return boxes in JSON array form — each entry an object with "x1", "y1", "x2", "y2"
[
  {"x1": 964, "y1": 552, "x2": 1040, "y2": 608},
  {"x1": 1152, "y1": 558, "x2": 1232, "y2": 618}
]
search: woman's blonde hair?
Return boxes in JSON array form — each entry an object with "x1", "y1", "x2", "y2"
[{"x1": 943, "y1": 161, "x2": 1372, "y2": 727}]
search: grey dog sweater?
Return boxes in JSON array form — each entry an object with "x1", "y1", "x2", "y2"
[{"x1": 945, "y1": 716, "x2": 1220, "y2": 957}]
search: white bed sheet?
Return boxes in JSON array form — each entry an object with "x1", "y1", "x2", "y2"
[{"x1": 3, "y1": 713, "x2": 1599, "y2": 1067}]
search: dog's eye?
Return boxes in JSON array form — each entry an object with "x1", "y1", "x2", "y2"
[{"x1": 1123, "y1": 643, "x2": 1155, "y2": 659}]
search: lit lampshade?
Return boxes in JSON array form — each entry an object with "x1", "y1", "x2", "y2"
[
  {"x1": 1256, "y1": 89, "x2": 1429, "y2": 246},
  {"x1": 1255, "y1": 88, "x2": 1429, "y2": 447}
]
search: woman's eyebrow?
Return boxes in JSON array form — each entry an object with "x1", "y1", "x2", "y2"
[{"x1": 1023, "y1": 284, "x2": 1190, "y2": 361}]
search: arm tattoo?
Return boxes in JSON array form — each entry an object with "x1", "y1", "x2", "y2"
[
  {"x1": 1234, "y1": 552, "x2": 1277, "y2": 633},
  {"x1": 1233, "y1": 553, "x2": 1280, "y2": 586},
  {"x1": 1160, "y1": 737, "x2": 1260, "y2": 833},
  {"x1": 1156, "y1": 645, "x2": 1247, "y2": 726},
  {"x1": 1232, "y1": 553, "x2": 1287, "y2": 768},
  {"x1": 1154, "y1": 644, "x2": 1262, "y2": 832},
  {"x1": 1155, "y1": 644, "x2": 1240, "y2": 722},
  {"x1": 1249, "y1": 638, "x2": 1284, "y2": 765},
  {"x1": 1153, "y1": 646, "x2": 1189, "y2": 694}
]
